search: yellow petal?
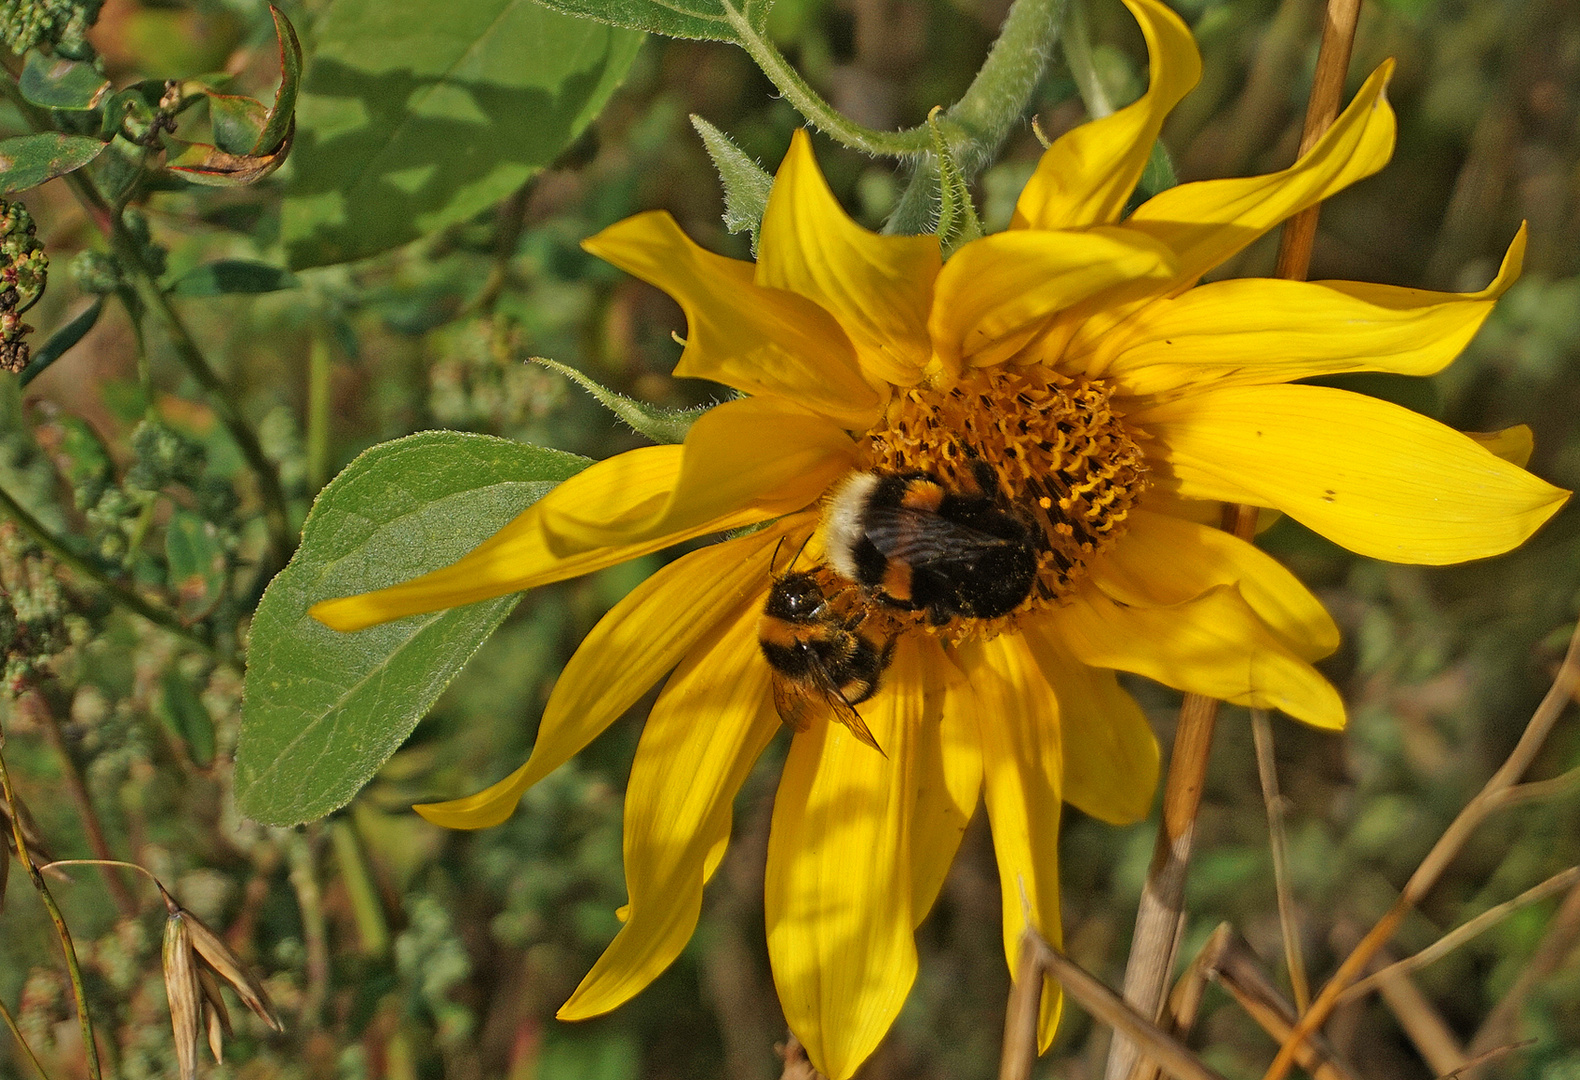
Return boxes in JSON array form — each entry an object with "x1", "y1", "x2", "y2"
[
  {"x1": 930, "y1": 227, "x2": 1177, "y2": 370},
  {"x1": 1103, "y1": 226, "x2": 1525, "y2": 393},
  {"x1": 313, "y1": 399, "x2": 852, "y2": 631},
  {"x1": 1050, "y1": 583, "x2": 1346, "y2": 728},
  {"x1": 757, "y1": 130, "x2": 942, "y2": 387},
  {"x1": 766, "y1": 639, "x2": 927, "y2": 1080},
  {"x1": 311, "y1": 446, "x2": 680, "y2": 630},
  {"x1": 559, "y1": 599, "x2": 782, "y2": 1018},
  {"x1": 1468, "y1": 424, "x2": 1533, "y2": 468},
  {"x1": 1126, "y1": 60, "x2": 1396, "y2": 284},
  {"x1": 583, "y1": 211, "x2": 883, "y2": 426},
  {"x1": 958, "y1": 633, "x2": 1064, "y2": 1050},
  {"x1": 544, "y1": 396, "x2": 856, "y2": 549},
  {"x1": 907, "y1": 637, "x2": 981, "y2": 921},
  {"x1": 413, "y1": 526, "x2": 789, "y2": 829},
  {"x1": 1012, "y1": 0, "x2": 1201, "y2": 230},
  {"x1": 1095, "y1": 509, "x2": 1339, "y2": 660},
  {"x1": 1134, "y1": 384, "x2": 1571, "y2": 565},
  {"x1": 1019, "y1": 624, "x2": 1158, "y2": 825}
]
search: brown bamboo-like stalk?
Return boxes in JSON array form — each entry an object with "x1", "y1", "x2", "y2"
[
  {"x1": 1133, "y1": 923, "x2": 1234, "y2": 1080},
  {"x1": 1261, "y1": 618, "x2": 1580, "y2": 1080},
  {"x1": 1252, "y1": 710, "x2": 1310, "y2": 1013},
  {"x1": 1107, "y1": 1, "x2": 1364, "y2": 1072}
]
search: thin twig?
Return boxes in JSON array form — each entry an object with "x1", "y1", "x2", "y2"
[
  {"x1": 1000, "y1": 934, "x2": 1043, "y2": 1080},
  {"x1": 0, "y1": 994, "x2": 52, "y2": 1080},
  {"x1": 1330, "y1": 922, "x2": 1467, "y2": 1077},
  {"x1": 0, "y1": 747, "x2": 103, "y2": 1080},
  {"x1": 1213, "y1": 934, "x2": 1361, "y2": 1080},
  {"x1": 1134, "y1": 924, "x2": 1236, "y2": 1080},
  {"x1": 1465, "y1": 875, "x2": 1580, "y2": 1072},
  {"x1": 1024, "y1": 932, "x2": 1229, "y2": 1080},
  {"x1": 25, "y1": 691, "x2": 138, "y2": 917},
  {"x1": 1263, "y1": 618, "x2": 1580, "y2": 1080},
  {"x1": 1341, "y1": 867, "x2": 1580, "y2": 1003},
  {"x1": 1252, "y1": 710, "x2": 1311, "y2": 1013},
  {"x1": 1440, "y1": 1040, "x2": 1538, "y2": 1080}
]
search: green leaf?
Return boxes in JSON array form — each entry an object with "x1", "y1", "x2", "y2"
[
  {"x1": 207, "y1": 93, "x2": 269, "y2": 156},
  {"x1": 167, "y1": 260, "x2": 299, "y2": 297},
  {"x1": 531, "y1": 0, "x2": 768, "y2": 42},
  {"x1": 165, "y1": 510, "x2": 227, "y2": 621},
  {"x1": 281, "y1": 0, "x2": 644, "y2": 269},
  {"x1": 532, "y1": 356, "x2": 707, "y2": 444},
  {"x1": 159, "y1": 669, "x2": 217, "y2": 767},
  {"x1": 236, "y1": 431, "x2": 591, "y2": 826},
  {"x1": 256, "y1": 5, "x2": 304, "y2": 155},
  {"x1": 20, "y1": 298, "x2": 103, "y2": 387},
  {"x1": 19, "y1": 52, "x2": 110, "y2": 111},
  {"x1": 690, "y1": 114, "x2": 771, "y2": 253},
  {"x1": 0, "y1": 133, "x2": 107, "y2": 194}
]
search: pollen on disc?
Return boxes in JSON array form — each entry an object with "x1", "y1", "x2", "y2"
[{"x1": 854, "y1": 364, "x2": 1148, "y2": 640}]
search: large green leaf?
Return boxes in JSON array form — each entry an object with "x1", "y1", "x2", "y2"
[
  {"x1": 236, "y1": 431, "x2": 590, "y2": 825},
  {"x1": 531, "y1": 0, "x2": 769, "y2": 40},
  {"x1": 281, "y1": 0, "x2": 644, "y2": 269}
]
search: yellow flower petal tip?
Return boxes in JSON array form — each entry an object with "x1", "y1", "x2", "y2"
[{"x1": 306, "y1": 596, "x2": 375, "y2": 632}]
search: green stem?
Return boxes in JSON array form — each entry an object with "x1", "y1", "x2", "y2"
[
  {"x1": 886, "y1": 0, "x2": 1068, "y2": 232},
  {"x1": 328, "y1": 818, "x2": 391, "y2": 959},
  {"x1": 1063, "y1": 0, "x2": 1115, "y2": 120},
  {"x1": 725, "y1": 0, "x2": 1064, "y2": 165},
  {"x1": 306, "y1": 334, "x2": 331, "y2": 494},
  {"x1": 0, "y1": 749, "x2": 103, "y2": 1080},
  {"x1": 0, "y1": 994, "x2": 53, "y2": 1080},
  {"x1": 0, "y1": 478, "x2": 219, "y2": 656}
]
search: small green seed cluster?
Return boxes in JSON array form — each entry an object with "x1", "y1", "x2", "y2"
[
  {"x1": 0, "y1": 200, "x2": 48, "y2": 375},
  {"x1": 0, "y1": 0, "x2": 103, "y2": 60},
  {"x1": 0, "y1": 521, "x2": 84, "y2": 693}
]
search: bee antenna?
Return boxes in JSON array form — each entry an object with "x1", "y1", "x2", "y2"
[
  {"x1": 787, "y1": 531, "x2": 814, "y2": 573},
  {"x1": 770, "y1": 536, "x2": 787, "y2": 575}
]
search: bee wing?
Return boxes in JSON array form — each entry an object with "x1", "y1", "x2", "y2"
[
  {"x1": 771, "y1": 662, "x2": 887, "y2": 756},
  {"x1": 771, "y1": 674, "x2": 816, "y2": 733},
  {"x1": 806, "y1": 658, "x2": 887, "y2": 757},
  {"x1": 863, "y1": 505, "x2": 1008, "y2": 568}
]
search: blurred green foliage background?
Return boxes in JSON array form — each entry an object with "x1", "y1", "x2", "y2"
[{"x1": 0, "y1": 0, "x2": 1577, "y2": 1077}]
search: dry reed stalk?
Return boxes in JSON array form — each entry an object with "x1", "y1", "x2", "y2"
[
  {"x1": 1213, "y1": 934, "x2": 1361, "y2": 1080},
  {"x1": 1012, "y1": 930, "x2": 1230, "y2": 1080},
  {"x1": 1261, "y1": 618, "x2": 1580, "y2": 1080},
  {"x1": 1251, "y1": 710, "x2": 1311, "y2": 1013}
]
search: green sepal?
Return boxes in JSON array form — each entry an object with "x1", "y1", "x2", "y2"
[
  {"x1": 690, "y1": 115, "x2": 772, "y2": 254},
  {"x1": 533, "y1": 356, "x2": 706, "y2": 445},
  {"x1": 928, "y1": 108, "x2": 983, "y2": 257}
]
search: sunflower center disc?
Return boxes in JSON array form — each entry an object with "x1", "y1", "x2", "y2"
[{"x1": 855, "y1": 366, "x2": 1148, "y2": 640}]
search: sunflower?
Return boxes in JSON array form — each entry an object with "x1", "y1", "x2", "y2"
[{"x1": 310, "y1": 0, "x2": 1568, "y2": 1073}]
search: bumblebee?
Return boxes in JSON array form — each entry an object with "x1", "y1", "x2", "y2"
[
  {"x1": 758, "y1": 569, "x2": 892, "y2": 753},
  {"x1": 823, "y1": 463, "x2": 1038, "y2": 623}
]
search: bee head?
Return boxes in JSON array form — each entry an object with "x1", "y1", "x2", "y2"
[{"x1": 765, "y1": 571, "x2": 828, "y2": 623}]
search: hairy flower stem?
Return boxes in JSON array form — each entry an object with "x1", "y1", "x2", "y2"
[
  {"x1": 1109, "y1": 5, "x2": 1364, "y2": 1074},
  {"x1": 0, "y1": 747, "x2": 103, "y2": 1080}
]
